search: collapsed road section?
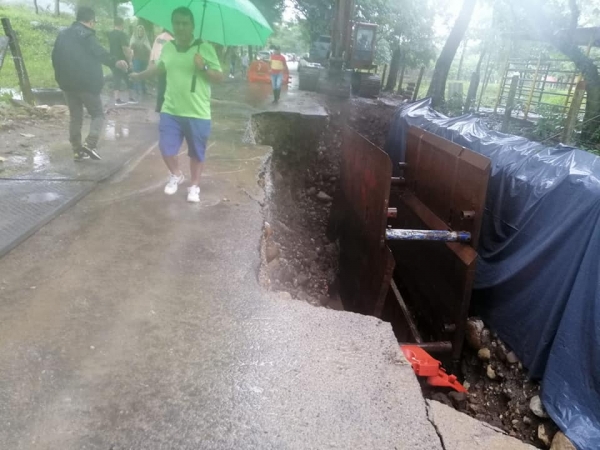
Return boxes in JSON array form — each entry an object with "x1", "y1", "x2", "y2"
[{"x1": 251, "y1": 108, "x2": 345, "y2": 309}]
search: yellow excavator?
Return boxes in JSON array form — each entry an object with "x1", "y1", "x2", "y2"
[{"x1": 299, "y1": 0, "x2": 381, "y2": 98}]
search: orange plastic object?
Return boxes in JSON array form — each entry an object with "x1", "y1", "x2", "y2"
[
  {"x1": 247, "y1": 60, "x2": 291, "y2": 85},
  {"x1": 401, "y1": 345, "x2": 467, "y2": 393}
]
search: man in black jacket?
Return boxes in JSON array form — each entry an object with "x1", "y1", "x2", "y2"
[{"x1": 52, "y1": 6, "x2": 128, "y2": 161}]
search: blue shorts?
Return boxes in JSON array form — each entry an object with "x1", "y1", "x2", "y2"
[{"x1": 159, "y1": 113, "x2": 211, "y2": 161}]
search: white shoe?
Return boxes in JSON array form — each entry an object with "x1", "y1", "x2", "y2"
[
  {"x1": 187, "y1": 185, "x2": 201, "y2": 203},
  {"x1": 164, "y1": 172, "x2": 184, "y2": 195}
]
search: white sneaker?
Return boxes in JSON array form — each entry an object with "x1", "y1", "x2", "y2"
[
  {"x1": 164, "y1": 172, "x2": 184, "y2": 195},
  {"x1": 187, "y1": 185, "x2": 201, "y2": 203}
]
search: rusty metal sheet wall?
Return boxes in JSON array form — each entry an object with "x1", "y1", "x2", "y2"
[
  {"x1": 405, "y1": 127, "x2": 490, "y2": 247},
  {"x1": 391, "y1": 127, "x2": 491, "y2": 361},
  {"x1": 333, "y1": 127, "x2": 394, "y2": 316}
]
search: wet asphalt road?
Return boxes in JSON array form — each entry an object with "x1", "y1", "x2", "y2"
[{"x1": 0, "y1": 85, "x2": 443, "y2": 449}]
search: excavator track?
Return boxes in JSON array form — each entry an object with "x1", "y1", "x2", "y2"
[{"x1": 357, "y1": 74, "x2": 381, "y2": 99}]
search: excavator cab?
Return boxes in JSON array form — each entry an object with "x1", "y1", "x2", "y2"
[
  {"x1": 350, "y1": 23, "x2": 377, "y2": 70},
  {"x1": 348, "y1": 22, "x2": 380, "y2": 98}
]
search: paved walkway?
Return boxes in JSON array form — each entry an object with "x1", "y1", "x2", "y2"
[
  {"x1": 0, "y1": 98, "x2": 447, "y2": 449},
  {"x1": 0, "y1": 107, "x2": 157, "y2": 258},
  {"x1": 0, "y1": 83, "x2": 535, "y2": 449}
]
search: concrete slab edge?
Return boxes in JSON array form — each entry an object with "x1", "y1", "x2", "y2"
[
  {"x1": 0, "y1": 181, "x2": 95, "y2": 259},
  {"x1": 0, "y1": 140, "x2": 158, "y2": 259},
  {"x1": 426, "y1": 400, "x2": 538, "y2": 450}
]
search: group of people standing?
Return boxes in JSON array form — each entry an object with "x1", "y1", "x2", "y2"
[
  {"x1": 107, "y1": 17, "x2": 153, "y2": 105},
  {"x1": 51, "y1": 5, "x2": 288, "y2": 204},
  {"x1": 227, "y1": 51, "x2": 250, "y2": 79}
]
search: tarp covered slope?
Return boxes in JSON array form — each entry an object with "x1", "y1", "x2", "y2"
[{"x1": 385, "y1": 99, "x2": 600, "y2": 450}]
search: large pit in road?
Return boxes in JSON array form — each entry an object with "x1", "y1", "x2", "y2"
[
  {"x1": 249, "y1": 110, "x2": 344, "y2": 309},
  {"x1": 248, "y1": 99, "x2": 550, "y2": 449}
]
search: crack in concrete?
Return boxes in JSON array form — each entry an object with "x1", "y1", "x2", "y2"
[{"x1": 426, "y1": 402, "x2": 448, "y2": 450}]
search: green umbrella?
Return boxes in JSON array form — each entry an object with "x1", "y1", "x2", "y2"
[{"x1": 132, "y1": 0, "x2": 273, "y2": 46}]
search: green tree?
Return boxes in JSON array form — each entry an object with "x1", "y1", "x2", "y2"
[
  {"x1": 506, "y1": 0, "x2": 600, "y2": 142},
  {"x1": 291, "y1": 0, "x2": 335, "y2": 42},
  {"x1": 64, "y1": 0, "x2": 129, "y2": 18},
  {"x1": 291, "y1": 0, "x2": 435, "y2": 79},
  {"x1": 268, "y1": 21, "x2": 310, "y2": 54},
  {"x1": 427, "y1": 0, "x2": 477, "y2": 107},
  {"x1": 252, "y1": 0, "x2": 286, "y2": 26},
  {"x1": 365, "y1": 0, "x2": 435, "y2": 91}
]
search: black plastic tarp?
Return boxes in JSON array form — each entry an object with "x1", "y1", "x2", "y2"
[{"x1": 385, "y1": 99, "x2": 600, "y2": 450}]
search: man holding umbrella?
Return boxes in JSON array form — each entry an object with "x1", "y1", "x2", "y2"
[{"x1": 131, "y1": 7, "x2": 223, "y2": 203}]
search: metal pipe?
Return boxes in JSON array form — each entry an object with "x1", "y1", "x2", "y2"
[
  {"x1": 391, "y1": 281, "x2": 423, "y2": 344},
  {"x1": 386, "y1": 229, "x2": 471, "y2": 243}
]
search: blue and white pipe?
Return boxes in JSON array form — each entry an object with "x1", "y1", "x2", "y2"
[{"x1": 386, "y1": 229, "x2": 471, "y2": 243}]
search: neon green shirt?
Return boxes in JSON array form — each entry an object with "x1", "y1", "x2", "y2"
[{"x1": 159, "y1": 41, "x2": 221, "y2": 120}]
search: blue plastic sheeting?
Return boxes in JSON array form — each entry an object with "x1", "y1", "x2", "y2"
[{"x1": 385, "y1": 99, "x2": 600, "y2": 450}]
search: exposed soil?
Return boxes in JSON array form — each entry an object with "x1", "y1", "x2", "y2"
[
  {"x1": 346, "y1": 97, "x2": 403, "y2": 148},
  {"x1": 254, "y1": 95, "x2": 402, "y2": 309},
  {"x1": 0, "y1": 101, "x2": 68, "y2": 175},
  {"x1": 425, "y1": 317, "x2": 558, "y2": 448},
  {"x1": 0, "y1": 98, "x2": 152, "y2": 177},
  {"x1": 253, "y1": 95, "x2": 560, "y2": 448},
  {"x1": 254, "y1": 110, "x2": 343, "y2": 309}
]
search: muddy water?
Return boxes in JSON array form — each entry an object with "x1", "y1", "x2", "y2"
[{"x1": 0, "y1": 113, "x2": 141, "y2": 179}]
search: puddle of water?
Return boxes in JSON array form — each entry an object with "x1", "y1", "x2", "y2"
[
  {"x1": 33, "y1": 149, "x2": 50, "y2": 171},
  {"x1": 105, "y1": 120, "x2": 130, "y2": 141},
  {"x1": 23, "y1": 192, "x2": 62, "y2": 203}
]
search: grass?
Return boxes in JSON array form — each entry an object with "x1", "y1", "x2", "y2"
[{"x1": 0, "y1": 5, "x2": 115, "y2": 90}]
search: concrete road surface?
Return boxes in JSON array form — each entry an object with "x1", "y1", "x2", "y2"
[{"x1": 0, "y1": 104, "x2": 444, "y2": 449}]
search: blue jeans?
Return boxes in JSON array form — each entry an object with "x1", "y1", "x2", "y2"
[
  {"x1": 132, "y1": 59, "x2": 148, "y2": 96},
  {"x1": 271, "y1": 73, "x2": 283, "y2": 90}
]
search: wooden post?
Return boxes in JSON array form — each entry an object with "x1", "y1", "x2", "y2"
[
  {"x1": 381, "y1": 64, "x2": 388, "y2": 90},
  {"x1": 1, "y1": 18, "x2": 35, "y2": 105},
  {"x1": 524, "y1": 55, "x2": 542, "y2": 119},
  {"x1": 464, "y1": 71, "x2": 480, "y2": 113},
  {"x1": 561, "y1": 80, "x2": 586, "y2": 145},
  {"x1": 494, "y1": 56, "x2": 510, "y2": 114},
  {"x1": 412, "y1": 66, "x2": 425, "y2": 101},
  {"x1": 476, "y1": 52, "x2": 492, "y2": 111},
  {"x1": 0, "y1": 36, "x2": 9, "y2": 74},
  {"x1": 501, "y1": 75, "x2": 519, "y2": 133},
  {"x1": 537, "y1": 64, "x2": 551, "y2": 106},
  {"x1": 396, "y1": 65, "x2": 406, "y2": 94},
  {"x1": 564, "y1": 73, "x2": 576, "y2": 107},
  {"x1": 517, "y1": 59, "x2": 527, "y2": 101}
]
